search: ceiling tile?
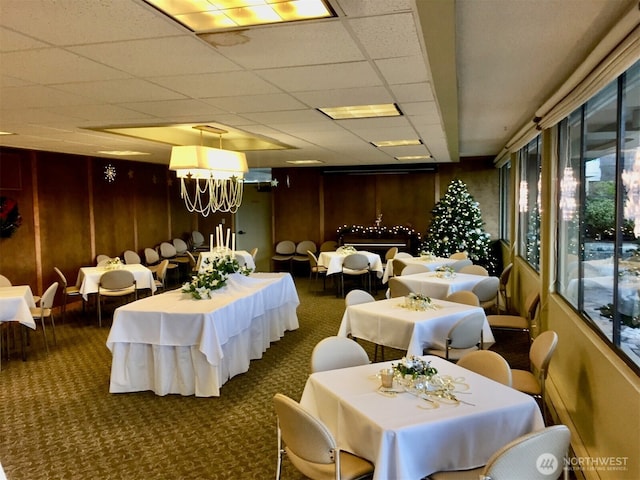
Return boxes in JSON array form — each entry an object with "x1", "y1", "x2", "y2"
[
  {"x1": 258, "y1": 62, "x2": 382, "y2": 92},
  {"x1": 0, "y1": 27, "x2": 48, "y2": 51},
  {"x1": 122, "y1": 99, "x2": 226, "y2": 118},
  {"x1": 376, "y1": 55, "x2": 428, "y2": 85},
  {"x1": 53, "y1": 78, "x2": 186, "y2": 103},
  {"x1": 390, "y1": 83, "x2": 434, "y2": 103},
  {"x1": 293, "y1": 86, "x2": 393, "y2": 108},
  {"x1": 152, "y1": 71, "x2": 280, "y2": 98},
  {"x1": 209, "y1": 93, "x2": 307, "y2": 113},
  {"x1": 348, "y1": 12, "x2": 422, "y2": 59}
]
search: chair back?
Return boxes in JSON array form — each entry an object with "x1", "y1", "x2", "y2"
[
  {"x1": 523, "y1": 291, "x2": 541, "y2": 319},
  {"x1": 472, "y1": 276, "x2": 500, "y2": 302},
  {"x1": 307, "y1": 251, "x2": 320, "y2": 268},
  {"x1": 483, "y1": 425, "x2": 570, "y2": 479},
  {"x1": 96, "y1": 254, "x2": 111, "y2": 265},
  {"x1": 450, "y1": 259, "x2": 473, "y2": 271},
  {"x1": 450, "y1": 251, "x2": 468, "y2": 259},
  {"x1": 401, "y1": 264, "x2": 430, "y2": 275},
  {"x1": 184, "y1": 251, "x2": 197, "y2": 270},
  {"x1": 319, "y1": 240, "x2": 338, "y2": 252},
  {"x1": 0, "y1": 274, "x2": 12, "y2": 287},
  {"x1": 393, "y1": 259, "x2": 409, "y2": 275},
  {"x1": 156, "y1": 260, "x2": 170, "y2": 285},
  {"x1": 444, "y1": 290, "x2": 480, "y2": 306},
  {"x1": 394, "y1": 252, "x2": 412, "y2": 259},
  {"x1": 385, "y1": 247, "x2": 398, "y2": 261},
  {"x1": 296, "y1": 240, "x2": 316, "y2": 255},
  {"x1": 273, "y1": 393, "x2": 336, "y2": 464},
  {"x1": 53, "y1": 267, "x2": 68, "y2": 289},
  {"x1": 40, "y1": 282, "x2": 59, "y2": 309},
  {"x1": 160, "y1": 242, "x2": 177, "y2": 258},
  {"x1": 500, "y1": 263, "x2": 513, "y2": 288},
  {"x1": 275, "y1": 240, "x2": 296, "y2": 255},
  {"x1": 388, "y1": 277, "x2": 413, "y2": 298},
  {"x1": 145, "y1": 248, "x2": 160, "y2": 265},
  {"x1": 124, "y1": 250, "x2": 141, "y2": 264},
  {"x1": 448, "y1": 312, "x2": 484, "y2": 349},
  {"x1": 345, "y1": 289, "x2": 375, "y2": 306},
  {"x1": 310, "y1": 336, "x2": 370, "y2": 372},
  {"x1": 530, "y1": 330, "x2": 558, "y2": 378},
  {"x1": 459, "y1": 264, "x2": 489, "y2": 276},
  {"x1": 343, "y1": 253, "x2": 369, "y2": 271},
  {"x1": 250, "y1": 247, "x2": 258, "y2": 259},
  {"x1": 173, "y1": 238, "x2": 188, "y2": 254},
  {"x1": 457, "y1": 350, "x2": 512, "y2": 386},
  {"x1": 191, "y1": 230, "x2": 205, "y2": 248},
  {"x1": 100, "y1": 270, "x2": 135, "y2": 290}
]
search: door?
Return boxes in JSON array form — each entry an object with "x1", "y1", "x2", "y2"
[{"x1": 235, "y1": 185, "x2": 272, "y2": 272}]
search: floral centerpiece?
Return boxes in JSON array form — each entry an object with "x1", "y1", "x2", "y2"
[
  {"x1": 419, "y1": 250, "x2": 435, "y2": 260},
  {"x1": 336, "y1": 245, "x2": 357, "y2": 255},
  {"x1": 182, "y1": 255, "x2": 252, "y2": 299},
  {"x1": 403, "y1": 292, "x2": 433, "y2": 311},
  {"x1": 105, "y1": 257, "x2": 123, "y2": 270},
  {"x1": 436, "y1": 265, "x2": 455, "y2": 278},
  {"x1": 393, "y1": 355, "x2": 438, "y2": 379}
]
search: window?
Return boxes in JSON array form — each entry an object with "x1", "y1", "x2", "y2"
[
  {"x1": 499, "y1": 161, "x2": 511, "y2": 242},
  {"x1": 518, "y1": 137, "x2": 541, "y2": 271},
  {"x1": 556, "y1": 60, "x2": 640, "y2": 370}
]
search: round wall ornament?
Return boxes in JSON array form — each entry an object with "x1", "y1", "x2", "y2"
[{"x1": 0, "y1": 196, "x2": 22, "y2": 238}]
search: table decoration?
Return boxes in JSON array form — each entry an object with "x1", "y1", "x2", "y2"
[
  {"x1": 182, "y1": 255, "x2": 252, "y2": 299},
  {"x1": 419, "y1": 250, "x2": 435, "y2": 261},
  {"x1": 403, "y1": 292, "x2": 435, "y2": 311},
  {"x1": 336, "y1": 245, "x2": 357, "y2": 255},
  {"x1": 104, "y1": 257, "x2": 124, "y2": 270},
  {"x1": 435, "y1": 266, "x2": 456, "y2": 278}
]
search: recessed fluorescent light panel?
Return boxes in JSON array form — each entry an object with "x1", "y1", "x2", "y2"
[
  {"x1": 372, "y1": 139, "x2": 422, "y2": 148},
  {"x1": 286, "y1": 160, "x2": 323, "y2": 165},
  {"x1": 395, "y1": 155, "x2": 432, "y2": 161},
  {"x1": 97, "y1": 150, "x2": 151, "y2": 156},
  {"x1": 318, "y1": 103, "x2": 402, "y2": 120},
  {"x1": 146, "y1": 0, "x2": 334, "y2": 32},
  {"x1": 0, "y1": 131, "x2": 15, "y2": 135}
]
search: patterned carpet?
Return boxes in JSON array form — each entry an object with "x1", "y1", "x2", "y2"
[{"x1": 0, "y1": 277, "x2": 532, "y2": 480}]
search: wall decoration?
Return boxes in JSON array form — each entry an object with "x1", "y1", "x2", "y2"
[
  {"x1": 104, "y1": 164, "x2": 117, "y2": 183},
  {"x1": 0, "y1": 196, "x2": 22, "y2": 238}
]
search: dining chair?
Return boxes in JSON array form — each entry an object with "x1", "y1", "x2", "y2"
[
  {"x1": 393, "y1": 252, "x2": 412, "y2": 259},
  {"x1": 393, "y1": 258, "x2": 409, "y2": 276},
  {"x1": 344, "y1": 289, "x2": 384, "y2": 361},
  {"x1": 498, "y1": 263, "x2": 513, "y2": 313},
  {"x1": 444, "y1": 290, "x2": 480, "y2": 307},
  {"x1": 273, "y1": 393, "x2": 375, "y2": 480},
  {"x1": 456, "y1": 350, "x2": 512, "y2": 386},
  {"x1": 400, "y1": 264, "x2": 430, "y2": 275},
  {"x1": 319, "y1": 240, "x2": 338, "y2": 252},
  {"x1": 449, "y1": 259, "x2": 473, "y2": 271},
  {"x1": 341, "y1": 253, "x2": 371, "y2": 297},
  {"x1": 427, "y1": 425, "x2": 570, "y2": 480},
  {"x1": 308, "y1": 251, "x2": 328, "y2": 292},
  {"x1": 272, "y1": 240, "x2": 296, "y2": 272},
  {"x1": 154, "y1": 259, "x2": 170, "y2": 292},
  {"x1": 123, "y1": 250, "x2": 141, "y2": 264},
  {"x1": 511, "y1": 330, "x2": 558, "y2": 422},
  {"x1": 388, "y1": 277, "x2": 412, "y2": 298},
  {"x1": 459, "y1": 264, "x2": 489, "y2": 276},
  {"x1": 29, "y1": 281, "x2": 58, "y2": 354},
  {"x1": 184, "y1": 251, "x2": 198, "y2": 274},
  {"x1": 486, "y1": 290, "x2": 540, "y2": 339},
  {"x1": 310, "y1": 336, "x2": 370, "y2": 373},
  {"x1": 424, "y1": 311, "x2": 484, "y2": 361},
  {"x1": 471, "y1": 276, "x2": 500, "y2": 313},
  {"x1": 96, "y1": 254, "x2": 111, "y2": 266},
  {"x1": 97, "y1": 270, "x2": 137, "y2": 327},
  {"x1": 382, "y1": 247, "x2": 398, "y2": 270},
  {"x1": 54, "y1": 267, "x2": 83, "y2": 323},
  {"x1": 0, "y1": 274, "x2": 11, "y2": 287},
  {"x1": 449, "y1": 251, "x2": 468, "y2": 260},
  {"x1": 159, "y1": 242, "x2": 183, "y2": 283},
  {"x1": 292, "y1": 240, "x2": 317, "y2": 273},
  {"x1": 191, "y1": 230, "x2": 207, "y2": 251}
]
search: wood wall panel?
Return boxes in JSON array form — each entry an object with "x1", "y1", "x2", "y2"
[
  {"x1": 322, "y1": 173, "x2": 377, "y2": 240},
  {"x1": 376, "y1": 172, "x2": 435, "y2": 235},
  {"x1": 272, "y1": 168, "x2": 321, "y2": 244},
  {"x1": 135, "y1": 163, "x2": 171, "y2": 252}
]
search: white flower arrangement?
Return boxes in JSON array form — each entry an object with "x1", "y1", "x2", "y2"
[
  {"x1": 436, "y1": 266, "x2": 456, "y2": 278},
  {"x1": 104, "y1": 257, "x2": 123, "y2": 270},
  {"x1": 182, "y1": 255, "x2": 252, "y2": 299},
  {"x1": 337, "y1": 245, "x2": 357, "y2": 255}
]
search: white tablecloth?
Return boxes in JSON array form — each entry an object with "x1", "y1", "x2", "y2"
[
  {"x1": 197, "y1": 250, "x2": 256, "y2": 273},
  {"x1": 382, "y1": 256, "x2": 457, "y2": 283},
  {"x1": 0, "y1": 286, "x2": 37, "y2": 329},
  {"x1": 106, "y1": 273, "x2": 299, "y2": 397},
  {"x1": 300, "y1": 356, "x2": 544, "y2": 480},
  {"x1": 338, "y1": 297, "x2": 494, "y2": 354},
  {"x1": 76, "y1": 264, "x2": 156, "y2": 300},
  {"x1": 393, "y1": 272, "x2": 487, "y2": 299},
  {"x1": 318, "y1": 251, "x2": 384, "y2": 278}
]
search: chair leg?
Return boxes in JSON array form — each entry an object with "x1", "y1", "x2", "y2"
[
  {"x1": 50, "y1": 313, "x2": 57, "y2": 346},
  {"x1": 40, "y1": 317, "x2": 49, "y2": 354},
  {"x1": 97, "y1": 294, "x2": 102, "y2": 328}
]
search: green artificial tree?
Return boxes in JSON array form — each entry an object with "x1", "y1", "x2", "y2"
[{"x1": 421, "y1": 179, "x2": 496, "y2": 273}]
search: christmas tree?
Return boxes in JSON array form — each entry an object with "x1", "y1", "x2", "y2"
[{"x1": 421, "y1": 179, "x2": 495, "y2": 272}]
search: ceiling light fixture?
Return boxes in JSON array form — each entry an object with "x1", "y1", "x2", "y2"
[
  {"x1": 146, "y1": 0, "x2": 334, "y2": 33},
  {"x1": 318, "y1": 103, "x2": 402, "y2": 120},
  {"x1": 395, "y1": 155, "x2": 432, "y2": 161},
  {"x1": 372, "y1": 139, "x2": 422, "y2": 148},
  {"x1": 169, "y1": 127, "x2": 248, "y2": 216},
  {"x1": 285, "y1": 159, "x2": 323, "y2": 164}
]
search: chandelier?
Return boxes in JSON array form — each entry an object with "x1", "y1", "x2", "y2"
[{"x1": 169, "y1": 129, "x2": 248, "y2": 216}]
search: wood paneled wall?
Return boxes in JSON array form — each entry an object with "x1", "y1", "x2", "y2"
[{"x1": 0, "y1": 146, "x2": 498, "y2": 298}]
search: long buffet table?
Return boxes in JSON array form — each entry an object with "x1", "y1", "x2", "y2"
[{"x1": 106, "y1": 273, "x2": 299, "y2": 397}]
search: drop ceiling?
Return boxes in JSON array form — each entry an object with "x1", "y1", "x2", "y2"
[{"x1": 0, "y1": 0, "x2": 634, "y2": 169}]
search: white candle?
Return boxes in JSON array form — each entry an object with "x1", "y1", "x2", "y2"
[
  {"x1": 210, "y1": 234, "x2": 214, "y2": 253},
  {"x1": 225, "y1": 228, "x2": 230, "y2": 250},
  {"x1": 232, "y1": 233, "x2": 235, "y2": 256}
]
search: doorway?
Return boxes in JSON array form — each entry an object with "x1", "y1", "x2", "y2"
[{"x1": 235, "y1": 185, "x2": 272, "y2": 272}]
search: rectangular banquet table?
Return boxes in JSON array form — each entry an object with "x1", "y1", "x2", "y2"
[
  {"x1": 318, "y1": 251, "x2": 384, "y2": 278},
  {"x1": 338, "y1": 297, "x2": 494, "y2": 354},
  {"x1": 106, "y1": 272, "x2": 299, "y2": 397},
  {"x1": 393, "y1": 272, "x2": 488, "y2": 299},
  {"x1": 382, "y1": 256, "x2": 457, "y2": 283},
  {"x1": 76, "y1": 264, "x2": 156, "y2": 300},
  {"x1": 196, "y1": 250, "x2": 256, "y2": 273},
  {"x1": 0, "y1": 286, "x2": 37, "y2": 329},
  {"x1": 300, "y1": 356, "x2": 545, "y2": 480}
]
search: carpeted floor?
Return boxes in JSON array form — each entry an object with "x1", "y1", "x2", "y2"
[{"x1": 0, "y1": 276, "x2": 534, "y2": 480}]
